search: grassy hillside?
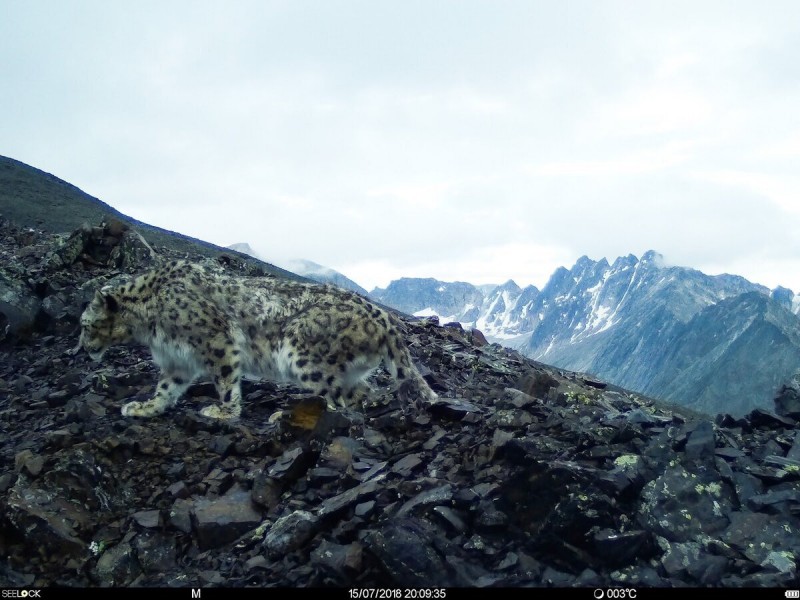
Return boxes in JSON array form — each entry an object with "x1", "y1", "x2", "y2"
[{"x1": 0, "y1": 155, "x2": 303, "y2": 281}]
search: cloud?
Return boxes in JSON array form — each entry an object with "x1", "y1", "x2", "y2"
[
  {"x1": 695, "y1": 170, "x2": 800, "y2": 217},
  {"x1": 528, "y1": 140, "x2": 701, "y2": 178},
  {"x1": 339, "y1": 241, "x2": 573, "y2": 292},
  {"x1": 3, "y1": 1, "x2": 800, "y2": 295}
]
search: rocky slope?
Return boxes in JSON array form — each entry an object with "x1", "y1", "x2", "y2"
[{"x1": 2, "y1": 216, "x2": 800, "y2": 588}]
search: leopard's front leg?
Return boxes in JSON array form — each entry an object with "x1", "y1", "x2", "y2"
[
  {"x1": 122, "y1": 373, "x2": 191, "y2": 417},
  {"x1": 199, "y1": 351, "x2": 243, "y2": 420}
]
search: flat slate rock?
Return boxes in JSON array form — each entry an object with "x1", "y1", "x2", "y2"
[{"x1": 192, "y1": 487, "x2": 263, "y2": 550}]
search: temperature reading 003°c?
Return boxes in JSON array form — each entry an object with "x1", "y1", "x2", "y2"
[{"x1": 594, "y1": 590, "x2": 637, "y2": 599}]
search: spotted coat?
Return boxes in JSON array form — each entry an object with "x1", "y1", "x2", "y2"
[{"x1": 79, "y1": 260, "x2": 437, "y2": 419}]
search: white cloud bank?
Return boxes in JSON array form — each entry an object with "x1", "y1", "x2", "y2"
[{"x1": 2, "y1": 1, "x2": 800, "y2": 292}]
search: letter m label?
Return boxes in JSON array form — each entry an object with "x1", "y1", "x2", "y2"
[{"x1": 192, "y1": 590, "x2": 201, "y2": 598}]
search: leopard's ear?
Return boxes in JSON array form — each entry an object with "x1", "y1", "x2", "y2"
[
  {"x1": 95, "y1": 289, "x2": 119, "y2": 313},
  {"x1": 104, "y1": 293, "x2": 120, "y2": 313}
]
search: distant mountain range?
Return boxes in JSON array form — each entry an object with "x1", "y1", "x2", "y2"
[{"x1": 369, "y1": 251, "x2": 800, "y2": 416}]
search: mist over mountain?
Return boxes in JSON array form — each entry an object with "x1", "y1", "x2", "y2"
[
  {"x1": 371, "y1": 251, "x2": 800, "y2": 416},
  {"x1": 227, "y1": 244, "x2": 369, "y2": 296},
  {"x1": 278, "y1": 259, "x2": 369, "y2": 296}
]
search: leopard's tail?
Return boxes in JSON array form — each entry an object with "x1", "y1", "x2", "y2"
[{"x1": 383, "y1": 328, "x2": 438, "y2": 403}]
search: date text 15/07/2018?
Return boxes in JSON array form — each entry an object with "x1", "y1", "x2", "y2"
[{"x1": 349, "y1": 589, "x2": 446, "y2": 599}]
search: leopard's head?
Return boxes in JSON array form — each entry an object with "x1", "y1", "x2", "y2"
[{"x1": 79, "y1": 287, "x2": 133, "y2": 360}]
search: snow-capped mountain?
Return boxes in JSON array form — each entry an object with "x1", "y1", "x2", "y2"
[
  {"x1": 369, "y1": 277, "x2": 541, "y2": 341},
  {"x1": 370, "y1": 251, "x2": 800, "y2": 416},
  {"x1": 518, "y1": 251, "x2": 800, "y2": 415},
  {"x1": 370, "y1": 278, "x2": 485, "y2": 323},
  {"x1": 473, "y1": 280, "x2": 541, "y2": 341}
]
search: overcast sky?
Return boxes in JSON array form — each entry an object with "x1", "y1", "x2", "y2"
[{"x1": 3, "y1": 1, "x2": 800, "y2": 292}]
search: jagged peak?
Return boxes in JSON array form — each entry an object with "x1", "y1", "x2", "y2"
[
  {"x1": 611, "y1": 253, "x2": 639, "y2": 270},
  {"x1": 772, "y1": 285, "x2": 795, "y2": 296},
  {"x1": 544, "y1": 266, "x2": 571, "y2": 287},
  {"x1": 496, "y1": 279, "x2": 521, "y2": 293},
  {"x1": 640, "y1": 250, "x2": 665, "y2": 266},
  {"x1": 771, "y1": 286, "x2": 795, "y2": 311},
  {"x1": 520, "y1": 284, "x2": 540, "y2": 295}
]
